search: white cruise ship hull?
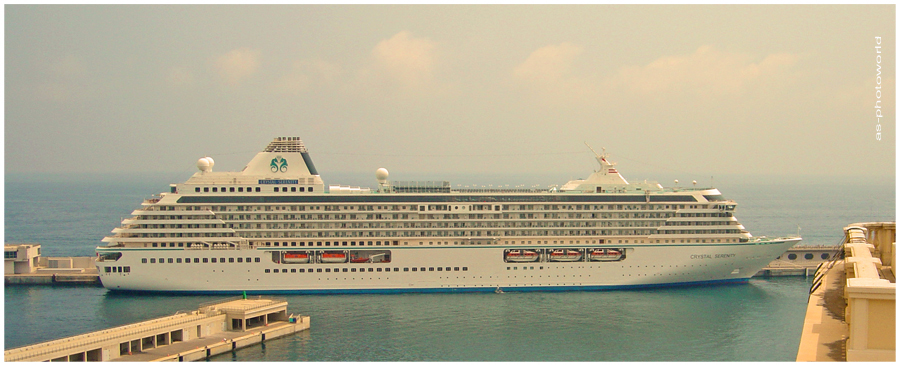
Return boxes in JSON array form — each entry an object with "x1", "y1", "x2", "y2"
[{"x1": 97, "y1": 238, "x2": 799, "y2": 294}]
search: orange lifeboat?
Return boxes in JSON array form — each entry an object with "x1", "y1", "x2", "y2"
[
  {"x1": 505, "y1": 249, "x2": 540, "y2": 262},
  {"x1": 548, "y1": 249, "x2": 583, "y2": 262},
  {"x1": 283, "y1": 252, "x2": 310, "y2": 263},
  {"x1": 320, "y1": 251, "x2": 348, "y2": 263}
]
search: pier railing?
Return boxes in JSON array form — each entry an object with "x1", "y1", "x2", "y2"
[{"x1": 842, "y1": 222, "x2": 895, "y2": 362}]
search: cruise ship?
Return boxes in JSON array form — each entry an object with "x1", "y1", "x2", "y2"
[{"x1": 95, "y1": 137, "x2": 801, "y2": 293}]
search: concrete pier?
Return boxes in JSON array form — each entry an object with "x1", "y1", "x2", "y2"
[
  {"x1": 796, "y1": 222, "x2": 895, "y2": 362},
  {"x1": 5, "y1": 243, "x2": 101, "y2": 286},
  {"x1": 3, "y1": 296, "x2": 309, "y2": 362}
]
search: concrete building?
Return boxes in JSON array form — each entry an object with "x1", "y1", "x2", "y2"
[{"x1": 4, "y1": 243, "x2": 41, "y2": 274}]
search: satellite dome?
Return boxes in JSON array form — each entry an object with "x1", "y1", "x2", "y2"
[
  {"x1": 197, "y1": 158, "x2": 210, "y2": 172},
  {"x1": 376, "y1": 168, "x2": 389, "y2": 183},
  {"x1": 197, "y1": 157, "x2": 214, "y2": 172}
]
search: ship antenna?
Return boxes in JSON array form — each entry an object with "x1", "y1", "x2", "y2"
[{"x1": 584, "y1": 142, "x2": 607, "y2": 167}]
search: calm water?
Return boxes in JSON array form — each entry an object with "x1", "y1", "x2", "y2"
[{"x1": 4, "y1": 173, "x2": 894, "y2": 361}]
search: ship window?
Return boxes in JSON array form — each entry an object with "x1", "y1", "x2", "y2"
[
  {"x1": 804, "y1": 253, "x2": 814, "y2": 260},
  {"x1": 325, "y1": 268, "x2": 331, "y2": 272},
  {"x1": 429, "y1": 267, "x2": 434, "y2": 271},
  {"x1": 273, "y1": 269, "x2": 279, "y2": 273},
  {"x1": 821, "y1": 253, "x2": 830, "y2": 260},
  {"x1": 292, "y1": 242, "x2": 297, "y2": 247},
  {"x1": 152, "y1": 243, "x2": 158, "y2": 247},
  {"x1": 291, "y1": 269, "x2": 296, "y2": 273},
  {"x1": 142, "y1": 258, "x2": 148, "y2": 263},
  {"x1": 351, "y1": 268, "x2": 357, "y2": 272},
  {"x1": 299, "y1": 187, "x2": 305, "y2": 192},
  {"x1": 105, "y1": 267, "x2": 111, "y2": 273},
  {"x1": 265, "y1": 269, "x2": 270, "y2": 273},
  {"x1": 377, "y1": 268, "x2": 382, "y2": 272},
  {"x1": 368, "y1": 268, "x2": 374, "y2": 272},
  {"x1": 212, "y1": 187, "x2": 218, "y2": 192},
  {"x1": 178, "y1": 243, "x2": 184, "y2": 247},
  {"x1": 446, "y1": 267, "x2": 451, "y2": 271},
  {"x1": 203, "y1": 187, "x2": 209, "y2": 192},
  {"x1": 343, "y1": 268, "x2": 348, "y2": 272},
  {"x1": 255, "y1": 187, "x2": 261, "y2": 192},
  {"x1": 124, "y1": 266, "x2": 130, "y2": 273},
  {"x1": 167, "y1": 258, "x2": 173, "y2": 263},
  {"x1": 787, "y1": 254, "x2": 797, "y2": 260},
  {"x1": 255, "y1": 258, "x2": 260, "y2": 263},
  {"x1": 193, "y1": 258, "x2": 199, "y2": 263},
  {"x1": 437, "y1": 267, "x2": 443, "y2": 271},
  {"x1": 230, "y1": 187, "x2": 235, "y2": 192},
  {"x1": 184, "y1": 258, "x2": 190, "y2": 263},
  {"x1": 317, "y1": 269, "x2": 323, "y2": 273},
  {"x1": 195, "y1": 187, "x2": 200, "y2": 192},
  {"x1": 275, "y1": 187, "x2": 280, "y2": 192},
  {"x1": 454, "y1": 267, "x2": 459, "y2": 271},
  {"x1": 238, "y1": 187, "x2": 244, "y2": 192},
  {"x1": 463, "y1": 267, "x2": 468, "y2": 271},
  {"x1": 317, "y1": 242, "x2": 322, "y2": 247},
  {"x1": 299, "y1": 269, "x2": 305, "y2": 273},
  {"x1": 150, "y1": 258, "x2": 156, "y2": 263},
  {"x1": 229, "y1": 258, "x2": 235, "y2": 263},
  {"x1": 420, "y1": 267, "x2": 426, "y2": 271},
  {"x1": 211, "y1": 258, "x2": 217, "y2": 263},
  {"x1": 292, "y1": 187, "x2": 297, "y2": 192},
  {"x1": 176, "y1": 258, "x2": 182, "y2": 263},
  {"x1": 237, "y1": 258, "x2": 243, "y2": 263},
  {"x1": 404, "y1": 268, "x2": 409, "y2": 272},
  {"x1": 203, "y1": 258, "x2": 209, "y2": 263}
]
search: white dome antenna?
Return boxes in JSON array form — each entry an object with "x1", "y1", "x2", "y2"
[
  {"x1": 197, "y1": 157, "x2": 214, "y2": 173},
  {"x1": 376, "y1": 168, "x2": 390, "y2": 192}
]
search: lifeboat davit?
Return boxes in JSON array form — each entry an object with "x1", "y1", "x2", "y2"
[
  {"x1": 548, "y1": 249, "x2": 583, "y2": 262},
  {"x1": 283, "y1": 252, "x2": 310, "y2": 263},
  {"x1": 320, "y1": 252, "x2": 348, "y2": 263},
  {"x1": 589, "y1": 248, "x2": 623, "y2": 261},
  {"x1": 505, "y1": 249, "x2": 540, "y2": 262}
]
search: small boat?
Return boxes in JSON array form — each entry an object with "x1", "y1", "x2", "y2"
[
  {"x1": 283, "y1": 252, "x2": 310, "y2": 263},
  {"x1": 548, "y1": 249, "x2": 582, "y2": 262},
  {"x1": 320, "y1": 252, "x2": 348, "y2": 263},
  {"x1": 350, "y1": 257, "x2": 370, "y2": 263},
  {"x1": 589, "y1": 248, "x2": 623, "y2": 261},
  {"x1": 505, "y1": 249, "x2": 540, "y2": 262}
]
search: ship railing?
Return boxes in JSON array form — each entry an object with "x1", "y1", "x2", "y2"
[{"x1": 3, "y1": 310, "x2": 224, "y2": 361}]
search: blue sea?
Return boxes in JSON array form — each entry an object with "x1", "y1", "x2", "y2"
[{"x1": 4, "y1": 172, "x2": 895, "y2": 361}]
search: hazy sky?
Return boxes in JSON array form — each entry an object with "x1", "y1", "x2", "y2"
[{"x1": 4, "y1": 5, "x2": 895, "y2": 184}]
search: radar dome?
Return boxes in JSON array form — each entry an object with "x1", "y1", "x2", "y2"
[
  {"x1": 376, "y1": 168, "x2": 389, "y2": 183},
  {"x1": 197, "y1": 157, "x2": 214, "y2": 172}
]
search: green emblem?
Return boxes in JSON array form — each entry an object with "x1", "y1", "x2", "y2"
[{"x1": 270, "y1": 156, "x2": 288, "y2": 173}]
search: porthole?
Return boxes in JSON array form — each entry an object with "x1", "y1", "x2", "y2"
[
  {"x1": 787, "y1": 253, "x2": 797, "y2": 260},
  {"x1": 821, "y1": 253, "x2": 830, "y2": 260},
  {"x1": 804, "y1": 253, "x2": 814, "y2": 260}
]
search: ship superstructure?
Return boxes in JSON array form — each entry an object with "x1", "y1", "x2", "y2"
[{"x1": 95, "y1": 137, "x2": 800, "y2": 293}]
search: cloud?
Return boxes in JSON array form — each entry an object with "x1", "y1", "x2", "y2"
[
  {"x1": 511, "y1": 42, "x2": 595, "y2": 103},
  {"x1": 609, "y1": 45, "x2": 800, "y2": 97},
  {"x1": 513, "y1": 42, "x2": 584, "y2": 84},
  {"x1": 212, "y1": 48, "x2": 261, "y2": 86},
  {"x1": 369, "y1": 31, "x2": 437, "y2": 89}
]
